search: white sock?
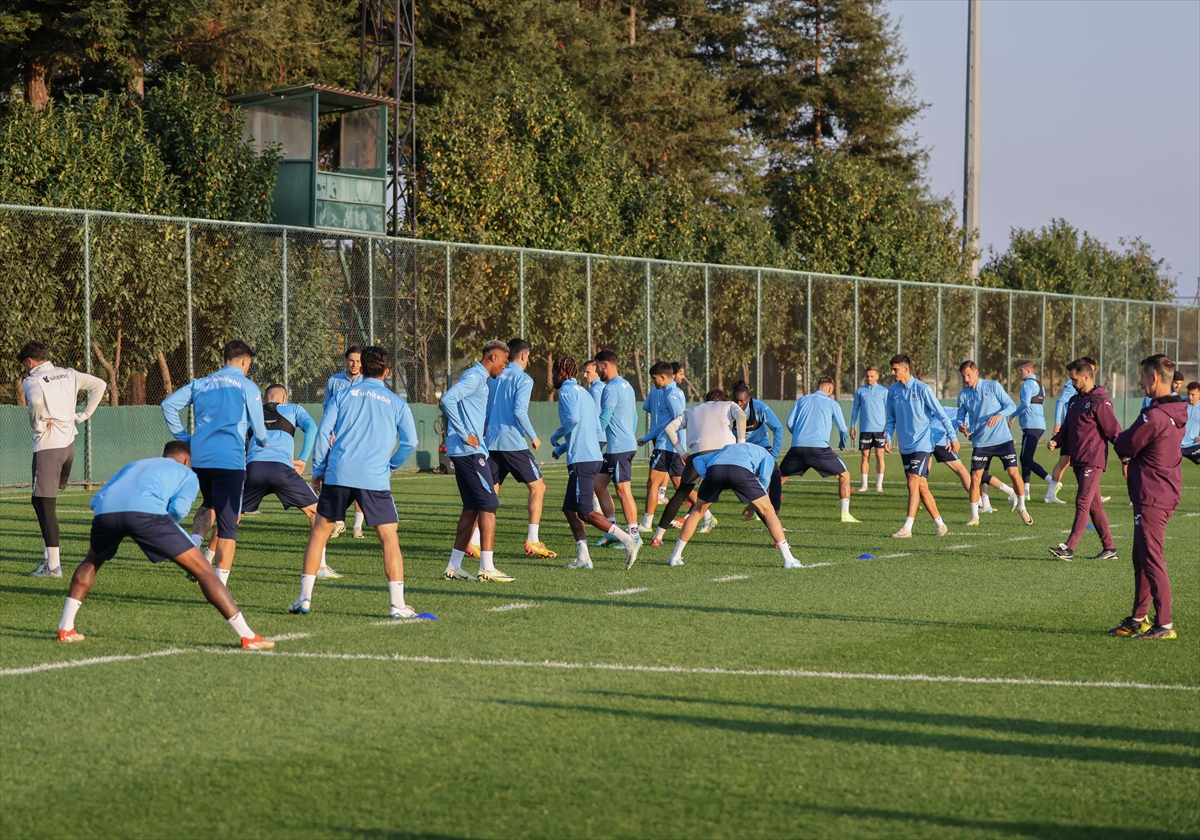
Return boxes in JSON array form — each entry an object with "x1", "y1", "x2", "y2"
[
  {"x1": 860, "y1": 475, "x2": 869, "y2": 490},
  {"x1": 1162, "y1": 622, "x2": 1173, "y2": 629},
  {"x1": 592, "y1": 494, "x2": 601, "y2": 512},
  {"x1": 1047, "y1": 479, "x2": 1057, "y2": 492},
  {"x1": 970, "y1": 502, "x2": 979, "y2": 519},
  {"x1": 353, "y1": 510, "x2": 365, "y2": 530},
  {"x1": 876, "y1": 474, "x2": 884, "y2": 490},
  {"x1": 320, "y1": 547, "x2": 327, "y2": 567},
  {"x1": 59, "y1": 597, "x2": 82, "y2": 631},
  {"x1": 203, "y1": 548, "x2": 216, "y2": 563},
  {"x1": 470, "y1": 526, "x2": 481, "y2": 545},
  {"x1": 480, "y1": 550, "x2": 494, "y2": 573},
  {"x1": 840, "y1": 498, "x2": 850, "y2": 515},
  {"x1": 300, "y1": 574, "x2": 316, "y2": 601},
  {"x1": 934, "y1": 516, "x2": 946, "y2": 527},
  {"x1": 641, "y1": 513, "x2": 653, "y2": 529},
  {"x1": 606, "y1": 524, "x2": 633, "y2": 547},
  {"x1": 903, "y1": 516, "x2": 915, "y2": 531},
  {"x1": 999, "y1": 483, "x2": 1016, "y2": 498},
  {"x1": 527, "y1": 523, "x2": 539, "y2": 543},
  {"x1": 43, "y1": 543, "x2": 48, "y2": 560},
  {"x1": 670, "y1": 539, "x2": 687, "y2": 562},
  {"x1": 449, "y1": 548, "x2": 465, "y2": 572},
  {"x1": 577, "y1": 540, "x2": 591, "y2": 563},
  {"x1": 627, "y1": 523, "x2": 638, "y2": 536},
  {"x1": 702, "y1": 510, "x2": 713, "y2": 523},
  {"x1": 653, "y1": 526, "x2": 667, "y2": 541},
  {"x1": 777, "y1": 540, "x2": 797, "y2": 562},
  {"x1": 227, "y1": 611, "x2": 254, "y2": 640},
  {"x1": 981, "y1": 494, "x2": 993, "y2": 511},
  {"x1": 46, "y1": 546, "x2": 61, "y2": 571},
  {"x1": 388, "y1": 580, "x2": 405, "y2": 608},
  {"x1": 1018, "y1": 495, "x2": 1027, "y2": 511},
  {"x1": 216, "y1": 567, "x2": 231, "y2": 585},
  {"x1": 336, "y1": 519, "x2": 345, "y2": 529}
]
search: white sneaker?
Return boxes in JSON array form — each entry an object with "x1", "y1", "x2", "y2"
[
  {"x1": 965, "y1": 517, "x2": 980, "y2": 527},
  {"x1": 288, "y1": 597, "x2": 311, "y2": 615},
  {"x1": 353, "y1": 527, "x2": 364, "y2": 539},
  {"x1": 892, "y1": 528, "x2": 912, "y2": 539},
  {"x1": 389, "y1": 603, "x2": 417, "y2": 619},
  {"x1": 330, "y1": 521, "x2": 346, "y2": 538},
  {"x1": 478, "y1": 568, "x2": 515, "y2": 583},
  {"x1": 657, "y1": 488, "x2": 668, "y2": 503},
  {"x1": 442, "y1": 566, "x2": 477, "y2": 581},
  {"x1": 29, "y1": 560, "x2": 63, "y2": 578},
  {"x1": 1009, "y1": 494, "x2": 1019, "y2": 513},
  {"x1": 316, "y1": 564, "x2": 343, "y2": 579},
  {"x1": 935, "y1": 523, "x2": 950, "y2": 537},
  {"x1": 624, "y1": 533, "x2": 643, "y2": 570},
  {"x1": 1100, "y1": 495, "x2": 1112, "y2": 504},
  {"x1": 567, "y1": 557, "x2": 593, "y2": 570},
  {"x1": 667, "y1": 556, "x2": 684, "y2": 567},
  {"x1": 1019, "y1": 508, "x2": 1034, "y2": 526},
  {"x1": 783, "y1": 558, "x2": 805, "y2": 569}
]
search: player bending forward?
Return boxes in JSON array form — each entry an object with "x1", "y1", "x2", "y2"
[
  {"x1": 57, "y1": 441, "x2": 273, "y2": 649},
  {"x1": 955, "y1": 360, "x2": 1033, "y2": 526},
  {"x1": 290, "y1": 347, "x2": 418, "y2": 618},
  {"x1": 666, "y1": 442, "x2": 803, "y2": 569},
  {"x1": 884, "y1": 354, "x2": 956, "y2": 538}
]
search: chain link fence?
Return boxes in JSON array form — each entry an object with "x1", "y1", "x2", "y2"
[{"x1": 2, "y1": 203, "x2": 1197, "y2": 487}]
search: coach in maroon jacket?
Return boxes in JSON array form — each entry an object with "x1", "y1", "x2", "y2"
[
  {"x1": 1111, "y1": 354, "x2": 1188, "y2": 640},
  {"x1": 1047, "y1": 358, "x2": 1121, "y2": 560}
]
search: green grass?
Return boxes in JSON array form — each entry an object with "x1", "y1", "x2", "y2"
[{"x1": 1, "y1": 454, "x2": 1198, "y2": 839}]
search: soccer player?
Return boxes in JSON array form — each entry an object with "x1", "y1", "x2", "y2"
[
  {"x1": 57, "y1": 441, "x2": 273, "y2": 649},
  {"x1": 18, "y1": 340, "x2": 107, "y2": 578},
  {"x1": 654, "y1": 388, "x2": 747, "y2": 545},
  {"x1": 666, "y1": 442, "x2": 803, "y2": 569},
  {"x1": 884, "y1": 354, "x2": 956, "y2": 538},
  {"x1": 485, "y1": 338, "x2": 557, "y2": 559},
  {"x1": 1110, "y1": 355, "x2": 1188, "y2": 640},
  {"x1": 583, "y1": 359, "x2": 606, "y2": 415},
  {"x1": 440, "y1": 340, "x2": 514, "y2": 582},
  {"x1": 1045, "y1": 358, "x2": 1095, "y2": 502},
  {"x1": 731, "y1": 381, "x2": 784, "y2": 518},
  {"x1": 850, "y1": 366, "x2": 888, "y2": 492},
  {"x1": 1013, "y1": 361, "x2": 1051, "y2": 501},
  {"x1": 593, "y1": 349, "x2": 641, "y2": 547},
  {"x1": 549, "y1": 356, "x2": 640, "y2": 570},
  {"x1": 779, "y1": 377, "x2": 858, "y2": 522},
  {"x1": 638, "y1": 361, "x2": 686, "y2": 530},
  {"x1": 956, "y1": 360, "x2": 1032, "y2": 526},
  {"x1": 290, "y1": 347, "x2": 419, "y2": 618},
  {"x1": 1047, "y1": 358, "x2": 1121, "y2": 560},
  {"x1": 1183, "y1": 382, "x2": 1200, "y2": 465},
  {"x1": 161, "y1": 340, "x2": 268, "y2": 584},
  {"x1": 1141, "y1": 370, "x2": 1184, "y2": 409},
  {"x1": 323, "y1": 346, "x2": 364, "y2": 538}
]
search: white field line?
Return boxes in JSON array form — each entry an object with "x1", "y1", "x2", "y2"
[
  {"x1": 606, "y1": 588, "x2": 650, "y2": 595},
  {"x1": 880, "y1": 552, "x2": 911, "y2": 558},
  {"x1": 0, "y1": 648, "x2": 191, "y2": 676},
  {"x1": 267, "y1": 632, "x2": 311, "y2": 642},
  {"x1": 797, "y1": 562, "x2": 835, "y2": 568},
  {"x1": 946, "y1": 544, "x2": 973, "y2": 550},
  {"x1": 487, "y1": 602, "x2": 536, "y2": 612},
  {"x1": 1008, "y1": 536, "x2": 1038, "y2": 541},
  {"x1": 710, "y1": 574, "x2": 750, "y2": 582},
  {"x1": 1185, "y1": 512, "x2": 1199, "y2": 518}
]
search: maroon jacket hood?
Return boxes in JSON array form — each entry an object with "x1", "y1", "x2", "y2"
[
  {"x1": 1051, "y1": 385, "x2": 1121, "y2": 469},
  {"x1": 1116, "y1": 395, "x2": 1189, "y2": 509}
]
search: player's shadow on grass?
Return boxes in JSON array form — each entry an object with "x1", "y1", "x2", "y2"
[
  {"x1": 583, "y1": 692, "x2": 1200, "y2": 748},
  {"x1": 493, "y1": 699, "x2": 1197, "y2": 769},
  {"x1": 801, "y1": 806, "x2": 1193, "y2": 840}
]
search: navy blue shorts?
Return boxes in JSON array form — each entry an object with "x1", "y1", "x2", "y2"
[
  {"x1": 194, "y1": 467, "x2": 245, "y2": 540},
  {"x1": 90, "y1": 512, "x2": 196, "y2": 564},
  {"x1": 452, "y1": 455, "x2": 499, "y2": 511},
  {"x1": 971, "y1": 441, "x2": 1018, "y2": 472},
  {"x1": 933, "y1": 445, "x2": 959, "y2": 463},
  {"x1": 488, "y1": 449, "x2": 542, "y2": 486},
  {"x1": 241, "y1": 460, "x2": 319, "y2": 513},
  {"x1": 901, "y1": 451, "x2": 933, "y2": 478},
  {"x1": 603, "y1": 450, "x2": 637, "y2": 484},
  {"x1": 317, "y1": 484, "x2": 397, "y2": 527},
  {"x1": 858, "y1": 432, "x2": 887, "y2": 451},
  {"x1": 1184, "y1": 444, "x2": 1200, "y2": 465},
  {"x1": 697, "y1": 464, "x2": 767, "y2": 505},
  {"x1": 779, "y1": 446, "x2": 847, "y2": 478},
  {"x1": 649, "y1": 449, "x2": 684, "y2": 477},
  {"x1": 563, "y1": 460, "x2": 603, "y2": 514}
]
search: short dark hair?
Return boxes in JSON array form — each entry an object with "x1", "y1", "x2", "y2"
[
  {"x1": 362, "y1": 346, "x2": 389, "y2": 378},
  {"x1": 1172, "y1": 370, "x2": 1184, "y2": 384},
  {"x1": 817, "y1": 375, "x2": 835, "y2": 389},
  {"x1": 345, "y1": 345, "x2": 363, "y2": 359},
  {"x1": 594, "y1": 348, "x2": 618, "y2": 365},
  {"x1": 583, "y1": 360, "x2": 598, "y2": 372},
  {"x1": 1018, "y1": 360, "x2": 1035, "y2": 372},
  {"x1": 16, "y1": 341, "x2": 48, "y2": 363},
  {"x1": 508, "y1": 338, "x2": 530, "y2": 357},
  {"x1": 890, "y1": 354, "x2": 912, "y2": 368},
  {"x1": 554, "y1": 355, "x2": 579, "y2": 381},
  {"x1": 958, "y1": 360, "x2": 978, "y2": 373},
  {"x1": 731, "y1": 379, "x2": 751, "y2": 398},
  {"x1": 1082, "y1": 356, "x2": 1097, "y2": 369},
  {"x1": 865, "y1": 365, "x2": 879, "y2": 376},
  {"x1": 1068, "y1": 358, "x2": 1095, "y2": 377},
  {"x1": 705, "y1": 388, "x2": 727, "y2": 402},
  {"x1": 1188, "y1": 381, "x2": 1200, "y2": 393},
  {"x1": 223, "y1": 340, "x2": 255, "y2": 362},
  {"x1": 1139, "y1": 354, "x2": 1175, "y2": 382},
  {"x1": 671, "y1": 362, "x2": 683, "y2": 374},
  {"x1": 163, "y1": 440, "x2": 190, "y2": 458},
  {"x1": 650, "y1": 361, "x2": 673, "y2": 377},
  {"x1": 265, "y1": 383, "x2": 287, "y2": 401},
  {"x1": 482, "y1": 340, "x2": 509, "y2": 361}
]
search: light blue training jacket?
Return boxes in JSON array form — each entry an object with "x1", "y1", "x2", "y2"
[
  {"x1": 485, "y1": 363, "x2": 539, "y2": 452},
  {"x1": 885, "y1": 377, "x2": 957, "y2": 453},
  {"x1": 693, "y1": 442, "x2": 775, "y2": 492},
  {"x1": 1055, "y1": 381, "x2": 1077, "y2": 426},
  {"x1": 600, "y1": 376, "x2": 639, "y2": 453},
  {"x1": 313, "y1": 378, "x2": 417, "y2": 491},
  {"x1": 248, "y1": 402, "x2": 317, "y2": 466},
  {"x1": 745, "y1": 398, "x2": 784, "y2": 460},
  {"x1": 1014, "y1": 376, "x2": 1047, "y2": 431},
  {"x1": 551, "y1": 378, "x2": 603, "y2": 465},
  {"x1": 851, "y1": 383, "x2": 888, "y2": 433},
  {"x1": 787, "y1": 391, "x2": 849, "y2": 449},
  {"x1": 441, "y1": 362, "x2": 491, "y2": 458},
  {"x1": 590, "y1": 378, "x2": 606, "y2": 412},
  {"x1": 956, "y1": 379, "x2": 1017, "y2": 448},
  {"x1": 645, "y1": 382, "x2": 686, "y2": 452},
  {"x1": 323, "y1": 371, "x2": 362, "y2": 409},
  {"x1": 1183, "y1": 402, "x2": 1200, "y2": 447},
  {"x1": 162, "y1": 366, "x2": 268, "y2": 470},
  {"x1": 91, "y1": 457, "x2": 199, "y2": 523}
]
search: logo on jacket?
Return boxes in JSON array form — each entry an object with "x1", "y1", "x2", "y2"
[
  {"x1": 478, "y1": 458, "x2": 486, "y2": 467},
  {"x1": 1134, "y1": 513, "x2": 1143, "y2": 528}
]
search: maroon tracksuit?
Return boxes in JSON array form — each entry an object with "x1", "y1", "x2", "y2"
[
  {"x1": 1050, "y1": 385, "x2": 1121, "y2": 551},
  {"x1": 1115, "y1": 396, "x2": 1189, "y2": 625}
]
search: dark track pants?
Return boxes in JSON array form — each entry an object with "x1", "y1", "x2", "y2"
[
  {"x1": 1020, "y1": 429, "x2": 1048, "y2": 485},
  {"x1": 768, "y1": 465, "x2": 782, "y2": 514},
  {"x1": 1131, "y1": 504, "x2": 1174, "y2": 626},
  {"x1": 1065, "y1": 465, "x2": 1113, "y2": 551}
]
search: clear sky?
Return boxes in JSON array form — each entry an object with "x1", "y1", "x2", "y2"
[{"x1": 887, "y1": 0, "x2": 1200, "y2": 302}]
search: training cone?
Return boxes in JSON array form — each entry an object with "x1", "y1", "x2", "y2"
[
  {"x1": 415, "y1": 612, "x2": 438, "y2": 621},
  {"x1": 858, "y1": 554, "x2": 875, "y2": 560}
]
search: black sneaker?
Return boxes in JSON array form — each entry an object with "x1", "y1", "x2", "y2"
[
  {"x1": 1090, "y1": 548, "x2": 1119, "y2": 560},
  {"x1": 1049, "y1": 544, "x2": 1074, "y2": 561}
]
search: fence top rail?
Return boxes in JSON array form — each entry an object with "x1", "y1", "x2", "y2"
[{"x1": 1, "y1": 203, "x2": 1193, "y2": 312}]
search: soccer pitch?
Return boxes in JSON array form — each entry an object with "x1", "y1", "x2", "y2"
[{"x1": 2, "y1": 457, "x2": 1197, "y2": 839}]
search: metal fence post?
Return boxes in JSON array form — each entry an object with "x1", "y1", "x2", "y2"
[
  {"x1": 1071, "y1": 298, "x2": 1076, "y2": 360},
  {"x1": 755, "y1": 269, "x2": 763, "y2": 397},
  {"x1": 895, "y1": 282, "x2": 902, "y2": 355},
  {"x1": 972, "y1": 288, "x2": 980, "y2": 364},
  {"x1": 1151, "y1": 304, "x2": 1156, "y2": 355},
  {"x1": 936, "y1": 286, "x2": 943, "y2": 397},
  {"x1": 645, "y1": 262, "x2": 652, "y2": 374},
  {"x1": 1124, "y1": 302, "x2": 1131, "y2": 425},
  {"x1": 83, "y1": 213, "x2": 92, "y2": 485},
  {"x1": 585, "y1": 255, "x2": 592, "y2": 354},
  {"x1": 282, "y1": 232, "x2": 289, "y2": 392},
  {"x1": 445, "y1": 244, "x2": 452, "y2": 383},
  {"x1": 853, "y1": 280, "x2": 860, "y2": 389},
  {"x1": 519, "y1": 249, "x2": 526, "y2": 339},
  {"x1": 368, "y1": 238, "x2": 375, "y2": 346},
  {"x1": 704, "y1": 266, "x2": 711, "y2": 390},
  {"x1": 185, "y1": 220, "x2": 194, "y2": 434},
  {"x1": 806, "y1": 275, "x2": 813, "y2": 395},
  {"x1": 1099, "y1": 303, "x2": 1105, "y2": 390},
  {"x1": 1006, "y1": 292, "x2": 1013, "y2": 385},
  {"x1": 1039, "y1": 294, "x2": 1047, "y2": 377}
]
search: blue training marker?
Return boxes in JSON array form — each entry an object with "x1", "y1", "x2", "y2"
[
  {"x1": 858, "y1": 554, "x2": 875, "y2": 560},
  {"x1": 415, "y1": 612, "x2": 438, "y2": 621},
  {"x1": 1085, "y1": 524, "x2": 1096, "y2": 531}
]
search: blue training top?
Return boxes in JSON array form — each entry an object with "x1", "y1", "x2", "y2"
[
  {"x1": 91, "y1": 457, "x2": 199, "y2": 523},
  {"x1": 1055, "y1": 381, "x2": 1077, "y2": 426},
  {"x1": 1183, "y1": 402, "x2": 1200, "y2": 447},
  {"x1": 162, "y1": 366, "x2": 268, "y2": 470},
  {"x1": 745, "y1": 399, "x2": 784, "y2": 460},
  {"x1": 787, "y1": 391, "x2": 849, "y2": 449},
  {"x1": 441, "y1": 362, "x2": 491, "y2": 458},
  {"x1": 551, "y1": 378, "x2": 603, "y2": 465},
  {"x1": 485, "y1": 363, "x2": 539, "y2": 452},
  {"x1": 313, "y1": 378, "x2": 417, "y2": 491},
  {"x1": 323, "y1": 371, "x2": 362, "y2": 409},
  {"x1": 600, "y1": 375, "x2": 639, "y2": 453},
  {"x1": 851, "y1": 383, "x2": 888, "y2": 433},
  {"x1": 885, "y1": 377, "x2": 957, "y2": 453},
  {"x1": 1014, "y1": 376, "x2": 1047, "y2": 431},
  {"x1": 645, "y1": 382, "x2": 686, "y2": 452},
  {"x1": 693, "y1": 442, "x2": 775, "y2": 492},
  {"x1": 956, "y1": 379, "x2": 1017, "y2": 448},
  {"x1": 247, "y1": 402, "x2": 317, "y2": 466}
]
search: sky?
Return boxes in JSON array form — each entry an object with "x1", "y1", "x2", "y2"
[{"x1": 887, "y1": 0, "x2": 1200, "y2": 302}]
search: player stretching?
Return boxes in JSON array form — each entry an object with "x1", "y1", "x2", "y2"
[
  {"x1": 1111, "y1": 354, "x2": 1188, "y2": 640},
  {"x1": 485, "y1": 338, "x2": 557, "y2": 559},
  {"x1": 1183, "y1": 382, "x2": 1200, "y2": 465},
  {"x1": 593, "y1": 349, "x2": 642, "y2": 547},
  {"x1": 956, "y1": 361, "x2": 1032, "y2": 526},
  {"x1": 653, "y1": 388, "x2": 747, "y2": 545},
  {"x1": 290, "y1": 347, "x2": 419, "y2": 618},
  {"x1": 18, "y1": 341, "x2": 106, "y2": 578},
  {"x1": 1047, "y1": 358, "x2": 1121, "y2": 560},
  {"x1": 162, "y1": 340, "x2": 268, "y2": 585},
  {"x1": 638, "y1": 362, "x2": 686, "y2": 531},
  {"x1": 57, "y1": 441, "x2": 272, "y2": 649},
  {"x1": 1013, "y1": 361, "x2": 1051, "y2": 502},
  {"x1": 323, "y1": 346, "x2": 364, "y2": 537},
  {"x1": 667, "y1": 442, "x2": 803, "y2": 569},
  {"x1": 441, "y1": 341, "x2": 514, "y2": 582},
  {"x1": 850, "y1": 366, "x2": 888, "y2": 492},
  {"x1": 779, "y1": 377, "x2": 858, "y2": 522},
  {"x1": 731, "y1": 381, "x2": 784, "y2": 519},
  {"x1": 550, "y1": 356, "x2": 640, "y2": 570},
  {"x1": 884, "y1": 354, "x2": 956, "y2": 538}
]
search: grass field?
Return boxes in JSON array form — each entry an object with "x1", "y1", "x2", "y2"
[{"x1": 2, "y1": 452, "x2": 1198, "y2": 839}]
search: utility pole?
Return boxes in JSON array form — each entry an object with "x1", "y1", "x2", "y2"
[{"x1": 964, "y1": 0, "x2": 981, "y2": 282}]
